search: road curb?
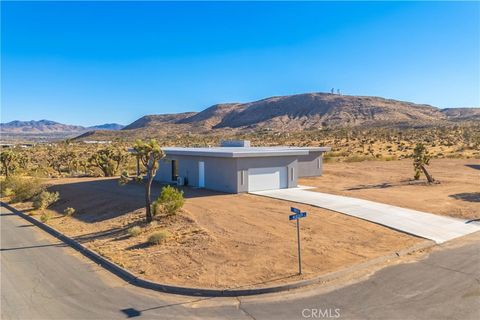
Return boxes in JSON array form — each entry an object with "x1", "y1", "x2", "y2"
[{"x1": 1, "y1": 202, "x2": 436, "y2": 297}]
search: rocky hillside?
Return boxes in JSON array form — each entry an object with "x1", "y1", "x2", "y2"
[
  {"x1": 441, "y1": 108, "x2": 480, "y2": 121},
  {"x1": 122, "y1": 113, "x2": 196, "y2": 130},
  {"x1": 122, "y1": 93, "x2": 479, "y2": 133}
]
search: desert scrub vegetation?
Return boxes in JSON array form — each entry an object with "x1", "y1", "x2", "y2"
[
  {"x1": 63, "y1": 207, "x2": 76, "y2": 217},
  {"x1": 0, "y1": 142, "x2": 137, "y2": 179},
  {"x1": 1, "y1": 176, "x2": 45, "y2": 203},
  {"x1": 1, "y1": 123, "x2": 478, "y2": 179},
  {"x1": 40, "y1": 211, "x2": 52, "y2": 223},
  {"x1": 88, "y1": 146, "x2": 129, "y2": 177},
  {"x1": 0, "y1": 149, "x2": 26, "y2": 177},
  {"x1": 1, "y1": 186, "x2": 14, "y2": 198},
  {"x1": 118, "y1": 170, "x2": 130, "y2": 185},
  {"x1": 152, "y1": 185, "x2": 185, "y2": 217},
  {"x1": 147, "y1": 230, "x2": 169, "y2": 245},
  {"x1": 127, "y1": 226, "x2": 142, "y2": 237},
  {"x1": 33, "y1": 191, "x2": 60, "y2": 210}
]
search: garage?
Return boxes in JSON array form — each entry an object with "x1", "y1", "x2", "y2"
[
  {"x1": 153, "y1": 143, "x2": 330, "y2": 193},
  {"x1": 248, "y1": 167, "x2": 288, "y2": 192}
]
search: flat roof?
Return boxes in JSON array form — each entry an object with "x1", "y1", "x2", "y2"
[{"x1": 162, "y1": 146, "x2": 331, "y2": 158}]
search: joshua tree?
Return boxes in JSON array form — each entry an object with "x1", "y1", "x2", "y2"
[
  {"x1": 133, "y1": 139, "x2": 165, "y2": 223},
  {"x1": 89, "y1": 146, "x2": 128, "y2": 177},
  {"x1": 0, "y1": 149, "x2": 18, "y2": 177},
  {"x1": 413, "y1": 143, "x2": 435, "y2": 183}
]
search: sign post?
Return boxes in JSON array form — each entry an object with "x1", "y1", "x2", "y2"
[{"x1": 290, "y1": 207, "x2": 307, "y2": 275}]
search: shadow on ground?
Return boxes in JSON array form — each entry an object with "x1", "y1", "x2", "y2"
[
  {"x1": 47, "y1": 178, "x2": 227, "y2": 223},
  {"x1": 449, "y1": 193, "x2": 480, "y2": 203},
  {"x1": 346, "y1": 182, "x2": 394, "y2": 191},
  {"x1": 466, "y1": 164, "x2": 480, "y2": 171},
  {"x1": 345, "y1": 179, "x2": 433, "y2": 191},
  {"x1": 0, "y1": 243, "x2": 67, "y2": 251}
]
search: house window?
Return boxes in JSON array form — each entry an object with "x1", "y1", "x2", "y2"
[
  {"x1": 291, "y1": 167, "x2": 294, "y2": 181},
  {"x1": 241, "y1": 170, "x2": 245, "y2": 185},
  {"x1": 318, "y1": 158, "x2": 321, "y2": 169}
]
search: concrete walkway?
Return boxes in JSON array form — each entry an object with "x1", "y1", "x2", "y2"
[{"x1": 250, "y1": 188, "x2": 480, "y2": 244}]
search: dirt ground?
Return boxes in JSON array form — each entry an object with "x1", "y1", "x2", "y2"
[
  {"x1": 11, "y1": 174, "x2": 422, "y2": 289},
  {"x1": 301, "y1": 159, "x2": 479, "y2": 220}
]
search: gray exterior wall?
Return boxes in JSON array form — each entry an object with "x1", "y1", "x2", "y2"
[
  {"x1": 155, "y1": 154, "x2": 301, "y2": 193},
  {"x1": 156, "y1": 158, "x2": 174, "y2": 182},
  {"x1": 297, "y1": 151, "x2": 324, "y2": 177},
  {"x1": 155, "y1": 155, "x2": 238, "y2": 193}
]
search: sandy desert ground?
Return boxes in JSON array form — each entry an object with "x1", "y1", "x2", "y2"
[
  {"x1": 301, "y1": 159, "x2": 479, "y2": 220},
  {"x1": 10, "y1": 159, "x2": 477, "y2": 289}
]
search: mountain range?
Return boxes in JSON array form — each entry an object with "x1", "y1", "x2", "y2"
[
  {"x1": 2, "y1": 92, "x2": 479, "y2": 142},
  {"x1": 113, "y1": 93, "x2": 480, "y2": 135},
  {"x1": 0, "y1": 120, "x2": 124, "y2": 134}
]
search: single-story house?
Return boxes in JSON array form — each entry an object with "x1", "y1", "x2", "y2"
[{"x1": 154, "y1": 140, "x2": 330, "y2": 193}]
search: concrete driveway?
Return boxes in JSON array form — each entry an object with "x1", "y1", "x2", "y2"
[{"x1": 250, "y1": 188, "x2": 480, "y2": 244}]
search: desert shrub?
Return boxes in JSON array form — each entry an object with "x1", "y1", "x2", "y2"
[
  {"x1": 344, "y1": 155, "x2": 374, "y2": 163},
  {"x1": 151, "y1": 199, "x2": 162, "y2": 217},
  {"x1": 152, "y1": 185, "x2": 184, "y2": 216},
  {"x1": 118, "y1": 170, "x2": 129, "y2": 185},
  {"x1": 329, "y1": 150, "x2": 350, "y2": 157},
  {"x1": 322, "y1": 153, "x2": 334, "y2": 163},
  {"x1": 33, "y1": 191, "x2": 60, "y2": 210},
  {"x1": 382, "y1": 155, "x2": 397, "y2": 161},
  {"x1": 446, "y1": 153, "x2": 462, "y2": 159},
  {"x1": 2, "y1": 176, "x2": 45, "y2": 203},
  {"x1": 344, "y1": 155, "x2": 363, "y2": 162},
  {"x1": 40, "y1": 211, "x2": 51, "y2": 223},
  {"x1": 1, "y1": 187, "x2": 14, "y2": 197},
  {"x1": 63, "y1": 207, "x2": 76, "y2": 216},
  {"x1": 148, "y1": 230, "x2": 169, "y2": 245},
  {"x1": 128, "y1": 226, "x2": 142, "y2": 237},
  {"x1": 147, "y1": 220, "x2": 159, "y2": 228}
]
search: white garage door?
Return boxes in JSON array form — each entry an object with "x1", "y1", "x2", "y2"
[{"x1": 248, "y1": 167, "x2": 288, "y2": 192}]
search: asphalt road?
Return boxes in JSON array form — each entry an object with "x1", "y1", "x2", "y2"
[{"x1": 1, "y1": 205, "x2": 479, "y2": 320}]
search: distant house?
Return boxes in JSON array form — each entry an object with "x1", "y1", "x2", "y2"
[
  {"x1": 1, "y1": 143, "x2": 34, "y2": 148},
  {"x1": 82, "y1": 140, "x2": 112, "y2": 144},
  {"x1": 154, "y1": 140, "x2": 330, "y2": 193}
]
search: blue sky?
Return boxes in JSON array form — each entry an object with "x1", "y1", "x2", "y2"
[{"x1": 1, "y1": 1, "x2": 479, "y2": 126}]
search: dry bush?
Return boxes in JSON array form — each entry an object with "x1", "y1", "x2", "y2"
[
  {"x1": 33, "y1": 191, "x2": 60, "y2": 210},
  {"x1": 63, "y1": 207, "x2": 76, "y2": 217},
  {"x1": 40, "y1": 211, "x2": 51, "y2": 223},
  {"x1": 2, "y1": 176, "x2": 45, "y2": 203},
  {"x1": 148, "y1": 230, "x2": 169, "y2": 245},
  {"x1": 152, "y1": 185, "x2": 184, "y2": 217},
  {"x1": 127, "y1": 226, "x2": 142, "y2": 237}
]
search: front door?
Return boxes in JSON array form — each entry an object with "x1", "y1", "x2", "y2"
[
  {"x1": 198, "y1": 161, "x2": 205, "y2": 188},
  {"x1": 171, "y1": 160, "x2": 178, "y2": 182}
]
